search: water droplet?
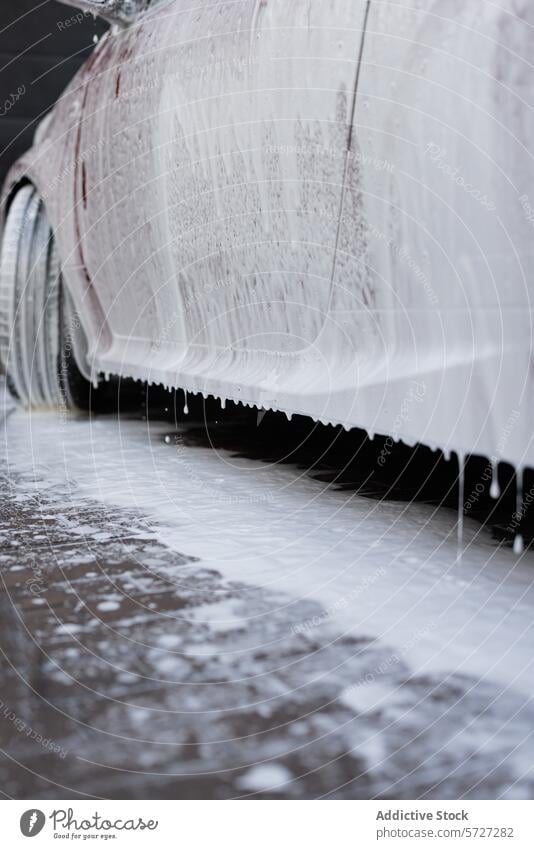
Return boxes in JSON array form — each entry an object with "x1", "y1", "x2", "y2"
[
  {"x1": 514, "y1": 534, "x2": 524, "y2": 556},
  {"x1": 514, "y1": 469, "x2": 524, "y2": 555},
  {"x1": 457, "y1": 452, "x2": 465, "y2": 564},
  {"x1": 490, "y1": 464, "x2": 500, "y2": 499}
]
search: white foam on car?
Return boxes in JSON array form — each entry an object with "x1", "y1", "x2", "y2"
[{"x1": 4, "y1": 1, "x2": 534, "y2": 480}]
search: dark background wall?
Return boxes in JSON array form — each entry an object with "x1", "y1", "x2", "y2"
[{"x1": 0, "y1": 0, "x2": 107, "y2": 185}]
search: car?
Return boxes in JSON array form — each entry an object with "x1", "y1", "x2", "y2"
[{"x1": 1, "y1": 0, "x2": 533, "y2": 471}]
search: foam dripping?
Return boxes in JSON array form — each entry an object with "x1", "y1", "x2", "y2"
[
  {"x1": 513, "y1": 468, "x2": 524, "y2": 556},
  {"x1": 490, "y1": 463, "x2": 501, "y2": 500},
  {"x1": 456, "y1": 452, "x2": 465, "y2": 565}
]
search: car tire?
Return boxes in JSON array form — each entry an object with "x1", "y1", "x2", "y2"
[{"x1": 0, "y1": 184, "x2": 102, "y2": 411}]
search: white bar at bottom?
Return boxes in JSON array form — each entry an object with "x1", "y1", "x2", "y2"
[{"x1": 4, "y1": 800, "x2": 533, "y2": 848}]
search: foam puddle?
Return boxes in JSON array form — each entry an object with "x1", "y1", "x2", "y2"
[{"x1": 3, "y1": 410, "x2": 534, "y2": 698}]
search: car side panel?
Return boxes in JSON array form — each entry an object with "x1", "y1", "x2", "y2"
[
  {"x1": 318, "y1": 0, "x2": 534, "y2": 464},
  {"x1": 77, "y1": 0, "x2": 370, "y2": 375}
]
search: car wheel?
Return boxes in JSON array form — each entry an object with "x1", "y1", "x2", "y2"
[{"x1": 0, "y1": 184, "x2": 94, "y2": 410}]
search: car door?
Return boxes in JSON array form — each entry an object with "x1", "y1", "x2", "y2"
[
  {"x1": 74, "y1": 0, "x2": 372, "y2": 381},
  {"x1": 331, "y1": 0, "x2": 534, "y2": 460}
]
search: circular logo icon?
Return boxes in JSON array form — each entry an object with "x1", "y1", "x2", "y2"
[{"x1": 20, "y1": 810, "x2": 45, "y2": 837}]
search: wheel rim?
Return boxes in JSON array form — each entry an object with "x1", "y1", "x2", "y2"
[
  {"x1": 0, "y1": 186, "x2": 62, "y2": 408},
  {"x1": 25, "y1": 194, "x2": 50, "y2": 406},
  {"x1": 0, "y1": 185, "x2": 34, "y2": 404},
  {"x1": 42, "y1": 236, "x2": 62, "y2": 407}
]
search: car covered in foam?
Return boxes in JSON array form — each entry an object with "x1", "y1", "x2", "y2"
[{"x1": 1, "y1": 0, "x2": 533, "y2": 471}]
